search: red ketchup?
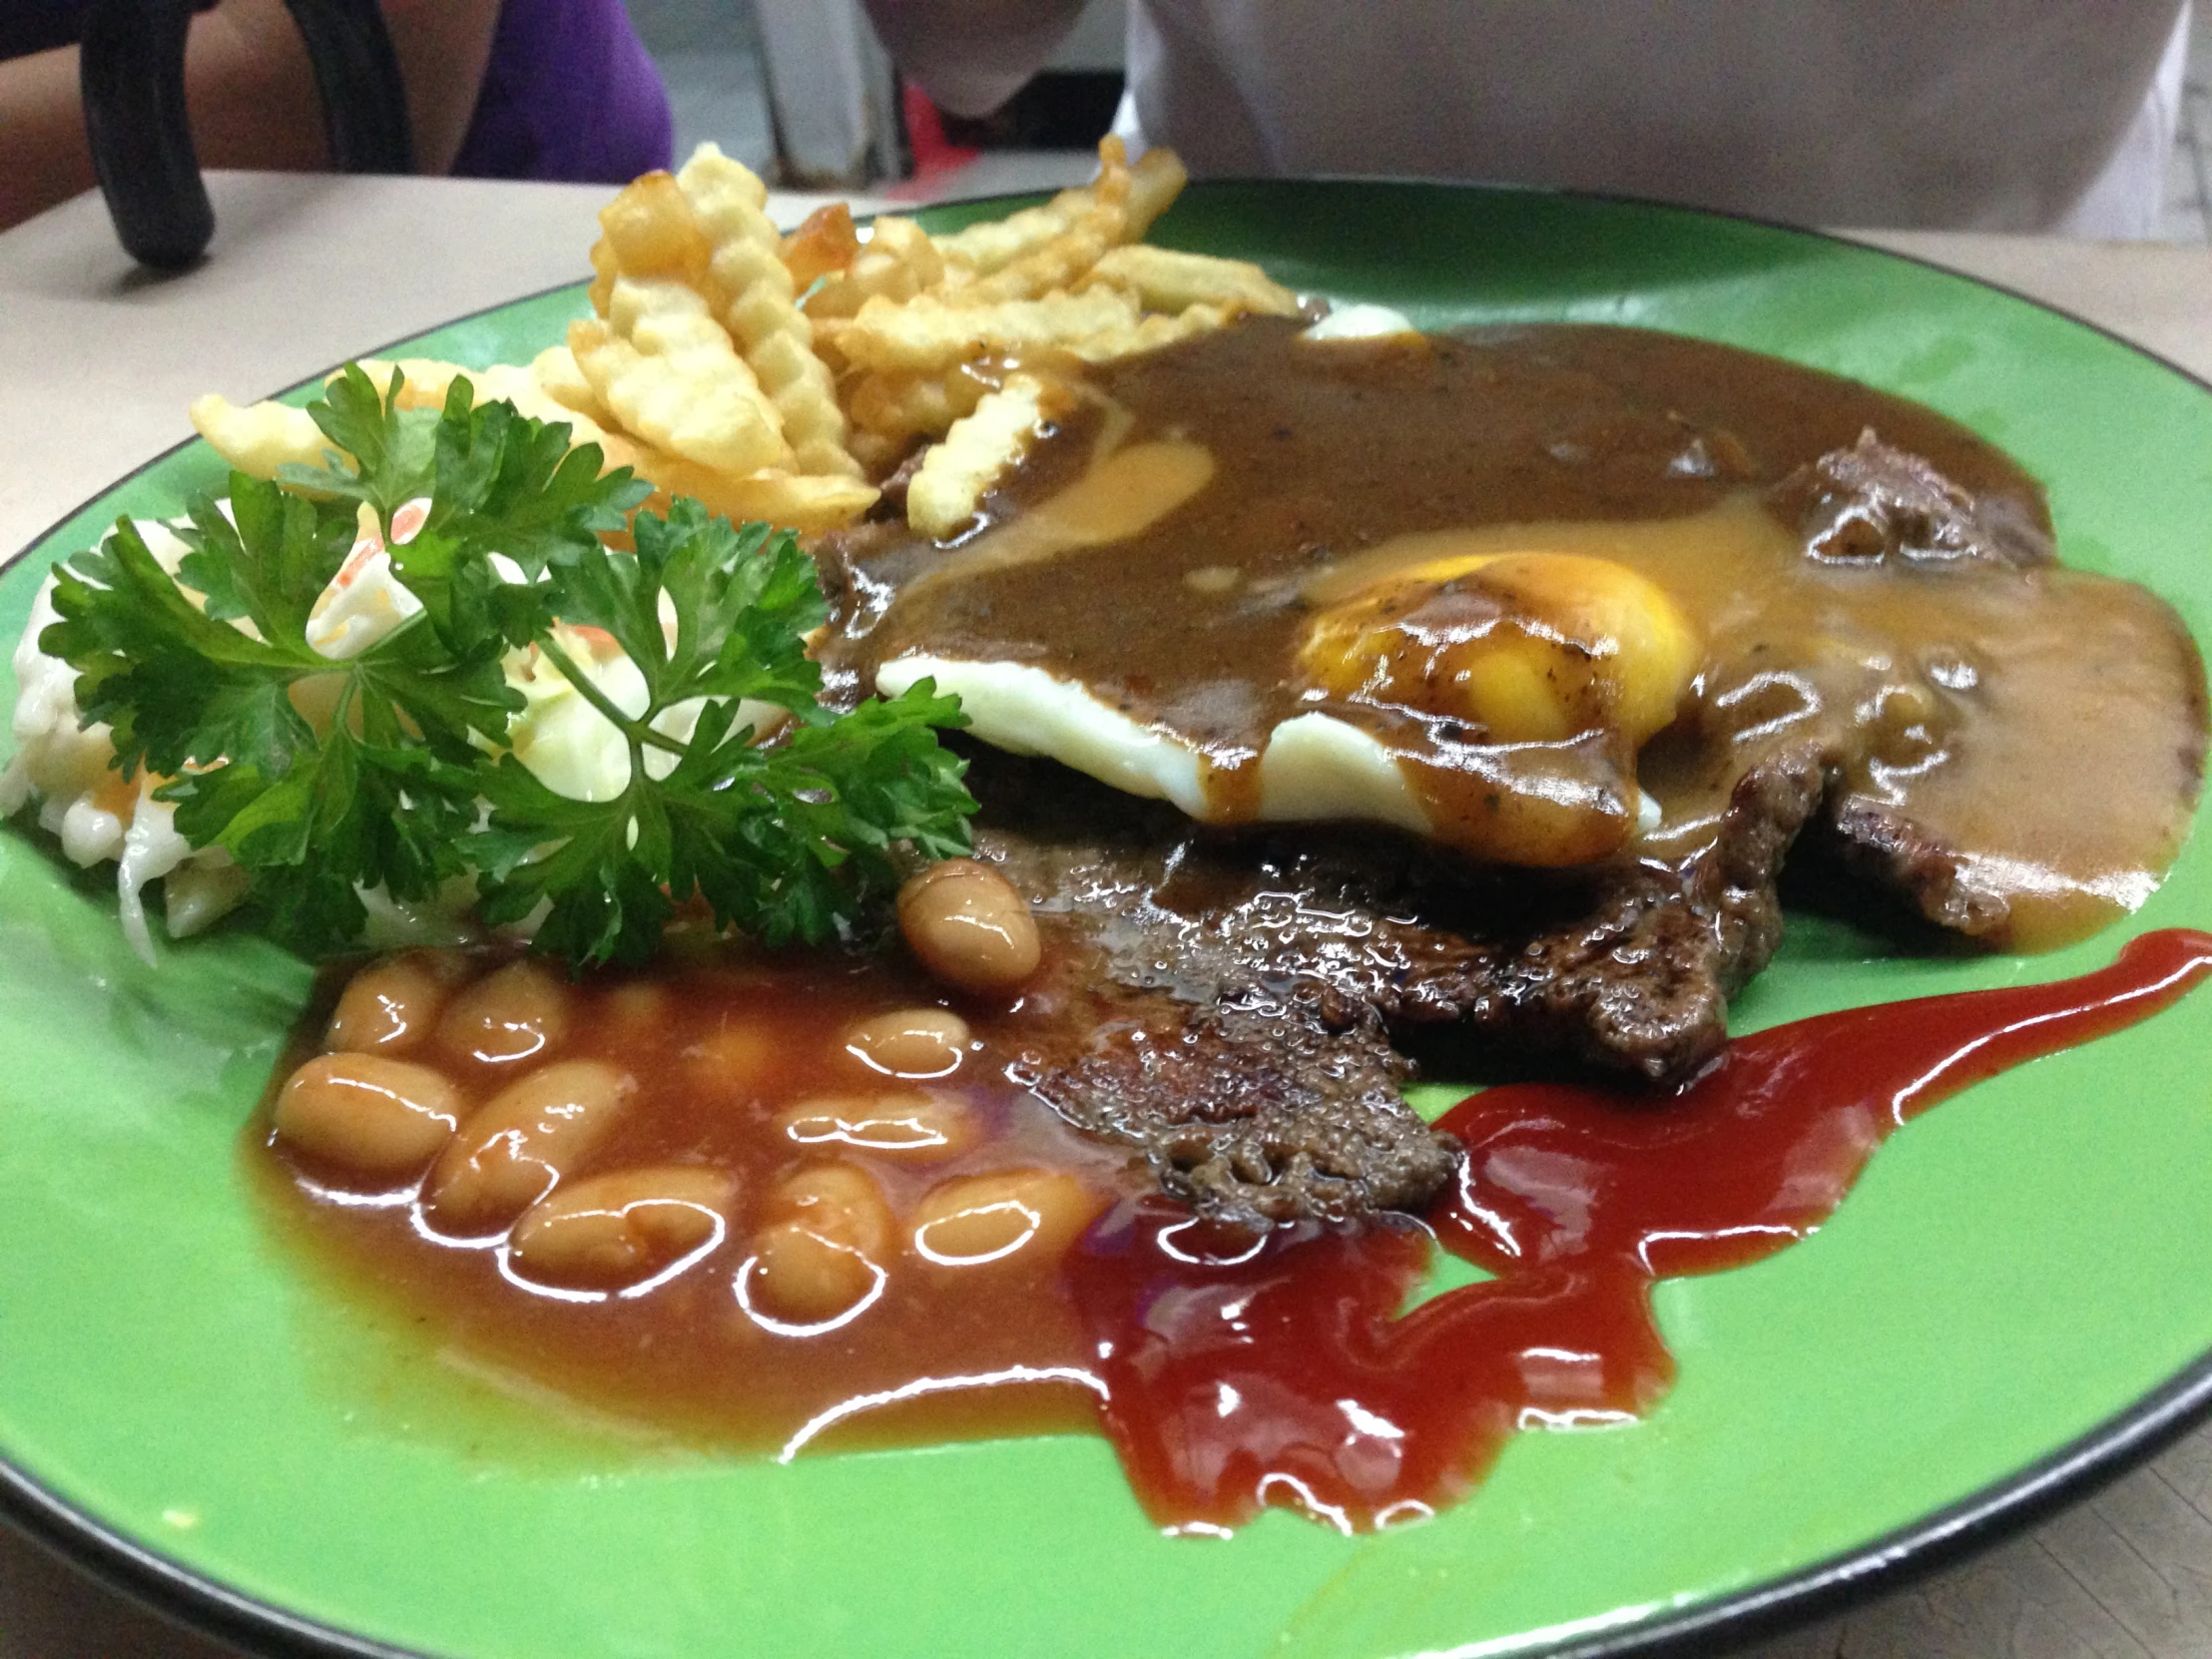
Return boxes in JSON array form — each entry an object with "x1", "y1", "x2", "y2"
[{"x1": 1063, "y1": 928, "x2": 2212, "y2": 1534}]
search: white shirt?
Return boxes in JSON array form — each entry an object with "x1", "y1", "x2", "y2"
[{"x1": 1112, "y1": 0, "x2": 2192, "y2": 235}]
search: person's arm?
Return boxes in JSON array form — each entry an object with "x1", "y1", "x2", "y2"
[
  {"x1": 858, "y1": 0, "x2": 1093, "y2": 119},
  {"x1": 0, "y1": 0, "x2": 502, "y2": 233}
]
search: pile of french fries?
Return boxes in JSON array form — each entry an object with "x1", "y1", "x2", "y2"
[{"x1": 189, "y1": 138, "x2": 1301, "y2": 540}]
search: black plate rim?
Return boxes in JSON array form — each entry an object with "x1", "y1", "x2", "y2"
[{"x1": 3, "y1": 176, "x2": 2210, "y2": 1659}]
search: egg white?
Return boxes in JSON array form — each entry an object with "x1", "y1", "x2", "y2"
[
  {"x1": 1300, "y1": 303, "x2": 1416, "y2": 341},
  {"x1": 874, "y1": 654, "x2": 1434, "y2": 837}
]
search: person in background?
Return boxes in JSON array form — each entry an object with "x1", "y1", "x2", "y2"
[
  {"x1": 0, "y1": 0, "x2": 672, "y2": 232},
  {"x1": 864, "y1": 0, "x2": 2193, "y2": 238}
]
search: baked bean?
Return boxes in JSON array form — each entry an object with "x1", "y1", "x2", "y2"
[
  {"x1": 436, "y1": 959, "x2": 570, "y2": 1066},
  {"x1": 776, "y1": 1091, "x2": 975, "y2": 1157},
  {"x1": 508, "y1": 1166, "x2": 734, "y2": 1291},
  {"x1": 274, "y1": 1053, "x2": 465, "y2": 1181},
  {"x1": 896, "y1": 859, "x2": 1040, "y2": 996},
  {"x1": 423, "y1": 1059, "x2": 636, "y2": 1233},
  {"x1": 741, "y1": 1164, "x2": 893, "y2": 1326},
  {"x1": 841, "y1": 1007, "x2": 971, "y2": 1078},
  {"x1": 325, "y1": 951, "x2": 471, "y2": 1056},
  {"x1": 908, "y1": 1169, "x2": 1102, "y2": 1268}
]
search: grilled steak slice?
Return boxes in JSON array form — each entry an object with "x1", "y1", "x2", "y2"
[
  {"x1": 1771, "y1": 429, "x2": 2057, "y2": 571},
  {"x1": 969, "y1": 740, "x2": 1829, "y2": 1226}
]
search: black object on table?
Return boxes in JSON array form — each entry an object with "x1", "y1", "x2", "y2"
[{"x1": 78, "y1": 0, "x2": 413, "y2": 270}]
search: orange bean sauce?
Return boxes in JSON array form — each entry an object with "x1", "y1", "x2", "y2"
[{"x1": 256, "y1": 942, "x2": 1143, "y2": 1453}]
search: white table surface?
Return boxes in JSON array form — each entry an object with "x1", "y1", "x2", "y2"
[{"x1": 2, "y1": 171, "x2": 2211, "y2": 1659}]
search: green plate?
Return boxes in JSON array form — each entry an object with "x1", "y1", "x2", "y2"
[{"x1": 4, "y1": 182, "x2": 2211, "y2": 1659}]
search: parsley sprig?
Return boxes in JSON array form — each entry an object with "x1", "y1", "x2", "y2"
[{"x1": 42, "y1": 364, "x2": 975, "y2": 964}]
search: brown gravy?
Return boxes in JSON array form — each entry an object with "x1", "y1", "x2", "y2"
[{"x1": 828, "y1": 320, "x2": 2206, "y2": 950}]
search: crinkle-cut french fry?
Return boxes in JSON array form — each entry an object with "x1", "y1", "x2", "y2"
[
  {"x1": 587, "y1": 239, "x2": 619, "y2": 319},
  {"x1": 1081, "y1": 245, "x2": 1300, "y2": 318},
  {"x1": 631, "y1": 445, "x2": 878, "y2": 534},
  {"x1": 1123, "y1": 147, "x2": 1188, "y2": 242},
  {"x1": 959, "y1": 216, "x2": 1117, "y2": 306},
  {"x1": 676, "y1": 140, "x2": 767, "y2": 211},
  {"x1": 906, "y1": 374, "x2": 1058, "y2": 539},
  {"x1": 529, "y1": 344, "x2": 613, "y2": 423},
  {"x1": 960, "y1": 197, "x2": 1127, "y2": 306},
  {"x1": 949, "y1": 146, "x2": 1132, "y2": 305},
  {"x1": 190, "y1": 394, "x2": 336, "y2": 478},
  {"x1": 677, "y1": 144, "x2": 860, "y2": 480},
  {"x1": 570, "y1": 278, "x2": 792, "y2": 476},
  {"x1": 925, "y1": 136, "x2": 1146, "y2": 283},
  {"x1": 802, "y1": 216, "x2": 945, "y2": 321},
  {"x1": 589, "y1": 170, "x2": 713, "y2": 315},
  {"x1": 1066, "y1": 299, "x2": 1245, "y2": 362},
  {"x1": 708, "y1": 470, "x2": 879, "y2": 533},
  {"x1": 835, "y1": 286, "x2": 1141, "y2": 374},
  {"x1": 345, "y1": 354, "x2": 631, "y2": 470},
  {"x1": 742, "y1": 321, "x2": 859, "y2": 477},
  {"x1": 846, "y1": 364, "x2": 993, "y2": 442},
  {"x1": 782, "y1": 202, "x2": 861, "y2": 291}
]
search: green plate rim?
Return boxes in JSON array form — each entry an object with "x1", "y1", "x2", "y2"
[{"x1": 4, "y1": 180, "x2": 2210, "y2": 1659}]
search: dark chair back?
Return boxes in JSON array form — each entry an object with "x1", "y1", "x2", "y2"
[{"x1": 79, "y1": 0, "x2": 413, "y2": 270}]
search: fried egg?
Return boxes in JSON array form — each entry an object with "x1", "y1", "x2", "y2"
[
  {"x1": 877, "y1": 546, "x2": 1697, "y2": 853},
  {"x1": 870, "y1": 303, "x2": 1703, "y2": 861}
]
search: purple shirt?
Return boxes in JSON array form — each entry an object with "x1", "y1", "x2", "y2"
[{"x1": 452, "y1": 0, "x2": 673, "y2": 184}]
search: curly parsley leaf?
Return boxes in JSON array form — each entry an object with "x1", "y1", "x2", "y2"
[
  {"x1": 463, "y1": 499, "x2": 973, "y2": 966},
  {"x1": 283, "y1": 368, "x2": 649, "y2": 655},
  {"x1": 45, "y1": 468, "x2": 507, "y2": 924},
  {"x1": 277, "y1": 362, "x2": 440, "y2": 521},
  {"x1": 165, "y1": 740, "x2": 479, "y2": 954},
  {"x1": 543, "y1": 497, "x2": 827, "y2": 717},
  {"x1": 420, "y1": 379, "x2": 646, "y2": 580},
  {"x1": 467, "y1": 677, "x2": 973, "y2": 967},
  {"x1": 46, "y1": 484, "x2": 349, "y2": 782},
  {"x1": 682, "y1": 682, "x2": 977, "y2": 946},
  {"x1": 45, "y1": 372, "x2": 974, "y2": 963}
]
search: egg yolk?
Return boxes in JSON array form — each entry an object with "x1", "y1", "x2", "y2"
[{"x1": 1299, "y1": 552, "x2": 1700, "y2": 746}]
